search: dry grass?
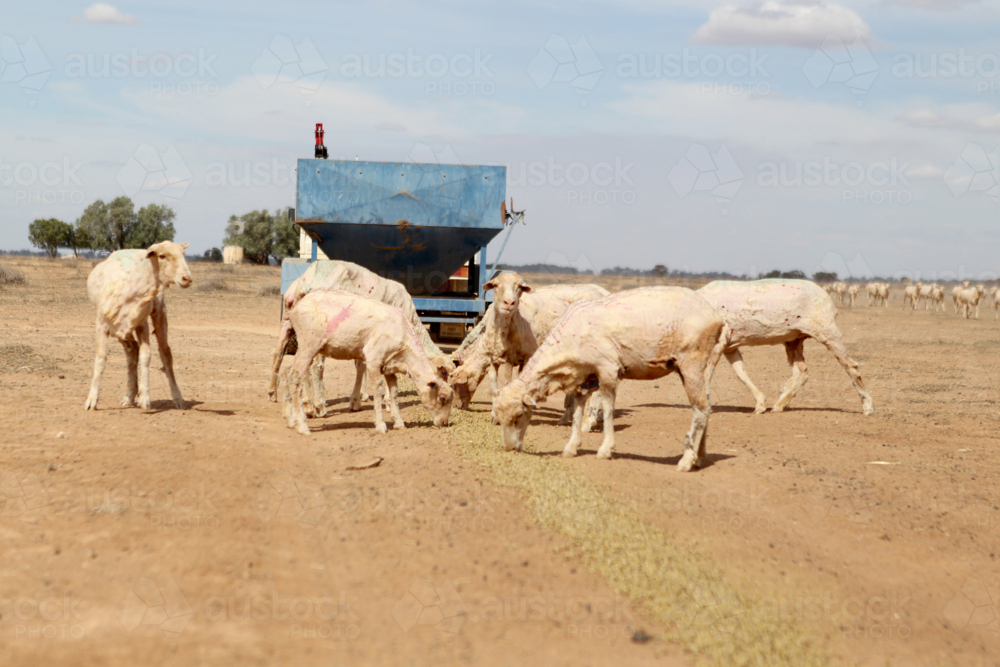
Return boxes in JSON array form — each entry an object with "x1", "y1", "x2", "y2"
[
  {"x1": 448, "y1": 409, "x2": 827, "y2": 667},
  {"x1": 0, "y1": 344, "x2": 60, "y2": 374},
  {"x1": 197, "y1": 278, "x2": 231, "y2": 292},
  {"x1": 258, "y1": 285, "x2": 281, "y2": 297},
  {"x1": 0, "y1": 264, "x2": 27, "y2": 287}
]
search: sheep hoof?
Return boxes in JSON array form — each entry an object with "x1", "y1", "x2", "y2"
[
  {"x1": 137, "y1": 397, "x2": 151, "y2": 410},
  {"x1": 677, "y1": 452, "x2": 697, "y2": 472},
  {"x1": 393, "y1": 420, "x2": 406, "y2": 430},
  {"x1": 561, "y1": 449, "x2": 578, "y2": 458},
  {"x1": 296, "y1": 423, "x2": 311, "y2": 436},
  {"x1": 595, "y1": 448, "x2": 613, "y2": 460},
  {"x1": 375, "y1": 423, "x2": 388, "y2": 434},
  {"x1": 172, "y1": 399, "x2": 186, "y2": 409},
  {"x1": 121, "y1": 397, "x2": 136, "y2": 408}
]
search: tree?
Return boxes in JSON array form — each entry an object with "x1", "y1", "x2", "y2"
[
  {"x1": 763, "y1": 269, "x2": 781, "y2": 279},
  {"x1": 225, "y1": 209, "x2": 299, "y2": 264},
  {"x1": 28, "y1": 218, "x2": 73, "y2": 258},
  {"x1": 203, "y1": 247, "x2": 223, "y2": 262},
  {"x1": 76, "y1": 197, "x2": 176, "y2": 251},
  {"x1": 813, "y1": 271, "x2": 837, "y2": 283},
  {"x1": 651, "y1": 264, "x2": 668, "y2": 278},
  {"x1": 132, "y1": 203, "x2": 177, "y2": 248},
  {"x1": 763, "y1": 269, "x2": 806, "y2": 280}
]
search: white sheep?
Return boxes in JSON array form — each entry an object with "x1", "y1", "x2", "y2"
[
  {"x1": 282, "y1": 290, "x2": 453, "y2": 434},
  {"x1": 84, "y1": 241, "x2": 192, "y2": 410},
  {"x1": 494, "y1": 286, "x2": 725, "y2": 471},
  {"x1": 696, "y1": 279, "x2": 873, "y2": 416}
]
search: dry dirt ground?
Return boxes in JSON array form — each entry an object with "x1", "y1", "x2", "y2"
[{"x1": 1, "y1": 258, "x2": 998, "y2": 666}]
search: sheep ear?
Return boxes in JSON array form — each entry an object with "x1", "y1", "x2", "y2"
[
  {"x1": 146, "y1": 250, "x2": 156, "y2": 258},
  {"x1": 520, "y1": 283, "x2": 532, "y2": 293},
  {"x1": 181, "y1": 243, "x2": 190, "y2": 249},
  {"x1": 428, "y1": 380, "x2": 438, "y2": 389},
  {"x1": 483, "y1": 281, "x2": 496, "y2": 291},
  {"x1": 522, "y1": 395, "x2": 537, "y2": 408}
]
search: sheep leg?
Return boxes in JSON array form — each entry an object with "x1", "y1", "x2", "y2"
[
  {"x1": 557, "y1": 394, "x2": 574, "y2": 425},
  {"x1": 677, "y1": 363, "x2": 711, "y2": 473},
  {"x1": 135, "y1": 321, "x2": 152, "y2": 410},
  {"x1": 385, "y1": 374, "x2": 405, "y2": 430},
  {"x1": 288, "y1": 343, "x2": 323, "y2": 435},
  {"x1": 816, "y1": 330, "x2": 874, "y2": 416},
  {"x1": 368, "y1": 363, "x2": 388, "y2": 433},
  {"x1": 85, "y1": 320, "x2": 111, "y2": 410},
  {"x1": 350, "y1": 359, "x2": 366, "y2": 411},
  {"x1": 488, "y1": 363, "x2": 500, "y2": 425},
  {"x1": 561, "y1": 393, "x2": 589, "y2": 457},
  {"x1": 121, "y1": 336, "x2": 139, "y2": 407},
  {"x1": 268, "y1": 318, "x2": 292, "y2": 402},
  {"x1": 772, "y1": 338, "x2": 808, "y2": 412},
  {"x1": 308, "y1": 356, "x2": 326, "y2": 418},
  {"x1": 151, "y1": 298, "x2": 184, "y2": 409},
  {"x1": 594, "y1": 379, "x2": 619, "y2": 460},
  {"x1": 724, "y1": 349, "x2": 767, "y2": 414}
]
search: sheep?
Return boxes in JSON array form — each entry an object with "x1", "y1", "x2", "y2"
[
  {"x1": 952, "y1": 284, "x2": 965, "y2": 314},
  {"x1": 877, "y1": 282, "x2": 890, "y2": 307},
  {"x1": 957, "y1": 285, "x2": 986, "y2": 319},
  {"x1": 84, "y1": 241, "x2": 192, "y2": 410},
  {"x1": 282, "y1": 290, "x2": 453, "y2": 434},
  {"x1": 866, "y1": 283, "x2": 879, "y2": 306},
  {"x1": 696, "y1": 279, "x2": 874, "y2": 416},
  {"x1": 268, "y1": 260, "x2": 453, "y2": 415},
  {"x1": 930, "y1": 284, "x2": 946, "y2": 312},
  {"x1": 848, "y1": 284, "x2": 859, "y2": 307},
  {"x1": 448, "y1": 274, "x2": 609, "y2": 417},
  {"x1": 903, "y1": 282, "x2": 921, "y2": 310},
  {"x1": 493, "y1": 286, "x2": 725, "y2": 472},
  {"x1": 831, "y1": 281, "x2": 848, "y2": 305},
  {"x1": 991, "y1": 286, "x2": 999, "y2": 319}
]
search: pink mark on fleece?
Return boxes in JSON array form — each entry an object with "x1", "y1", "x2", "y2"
[{"x1": 325, "y1": 306, "x2": 352, "y2": 336}]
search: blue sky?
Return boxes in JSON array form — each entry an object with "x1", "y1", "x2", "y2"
[{"x1": 2, "y1": 0, "x2": 999, "y2": 279}]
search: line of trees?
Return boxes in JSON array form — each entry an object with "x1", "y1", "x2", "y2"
[{"x1": 28, "y1": 196, "x2": 176, "y2": 257}]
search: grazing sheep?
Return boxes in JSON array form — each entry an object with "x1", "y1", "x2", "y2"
[
  {"x1": 449, "y1": 275, "x2": 609, "y2": 418},
  {"x1": 866, "y1": 282, "x2": 879, "y2": 306},
  {"x1": 268, "y1": 260, "x2": 453, "y2": 414},
  {"x1": 930, "y1": 284, "x2": 946, "y2": 312},
  {"x1": 696, "y1": 279, "x2": 874, "y2": 416},
  {"x1": 283, "y1": 290, "x2": 453, "y2": 434},
  {"x1": 848, "y1": 284, "x2": 859, "y2": 307},
  {"x1": 494, "y1": 287, "x2": 725, "y2": 472},
  {"x1": 84, "y1": 241, "x2": 192, "y2": 410}
]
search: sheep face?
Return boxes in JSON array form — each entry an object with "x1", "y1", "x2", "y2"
[
  {"x1": 483, "y1": 272, "x2": 531, "y2": 317},
  {"x1": 417, "y1": 379, "x2": 454, "y2": 427},
  {"x1": 147, "y1": 241, "x2": 193, "y2": 289},
  {"x1": 495, "y1": 385, "x2": 533, "y2": 452}
]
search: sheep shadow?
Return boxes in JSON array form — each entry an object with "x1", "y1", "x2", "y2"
[
  {"x1": 634, "y1": 402, "x2": 854, "y2": 415},
  {"x1": 144, "y1": 400, "x2": 235, "y2": 416},
  {"x1": 529, "y1": 448, "x2": 735, "y2": 469}
]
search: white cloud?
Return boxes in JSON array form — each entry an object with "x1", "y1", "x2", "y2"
[
  {"x1": 898, "y1": 109, "x2": 1000, "y2": 133},
  {"x1": 898, "y1": 109, "x2": 958, "y2": 127},
  {"x1": 689, "y1": 1, "x2": 872, "y2": 49},
  {"x1": 905, "y1": 164, "x2": 945, "y2": 179},
  {"x1": 887, "y1": 0, "x2": 979, "y2": 10},
  {"x1": 70, "y1": 3, "x2": 139, "y2": 24}
]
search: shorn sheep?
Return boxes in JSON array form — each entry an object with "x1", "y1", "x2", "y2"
[
  {"x1": 494, "y1": 286, "x2": 725, "y2": 472},
  {"x1": 696, "y1": 279, "x2": 874, "y2": 416},
  {"x1": 269, "y1": 260, "x2": 453, "y2": 415},
  {"x1": 282, "y1": 290, "x2": 454, "y2": 434},
  {"x1": 85, "y1": 241, "x2": 192, "y2": 410},
  {"x1": 448, "y1": 274, "x2": 609, "y2": 416}
]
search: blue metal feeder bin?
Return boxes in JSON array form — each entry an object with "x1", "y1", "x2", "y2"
[{"x1": 282, "y1": 158, "x2": 510, "y2": 328}]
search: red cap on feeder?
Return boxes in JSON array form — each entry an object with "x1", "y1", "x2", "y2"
[{"x1": 314, "y1": 123, "x2": 328, "y2": 159}]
